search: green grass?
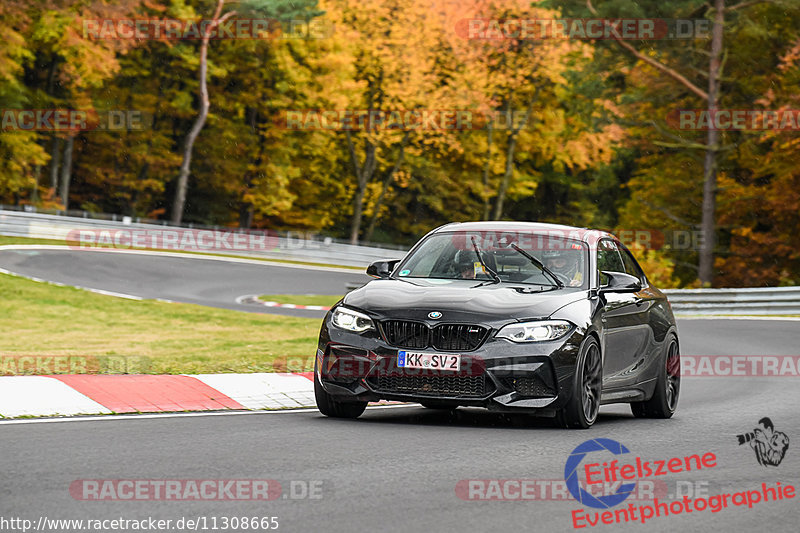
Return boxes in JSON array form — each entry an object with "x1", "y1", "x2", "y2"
[
  {"x1": 0, "y1": 272, "x2": 321, "y2": 374},
  {"x1": 258, "y1": 294, "x2": 344, "y2": 307},
  {"x1": 0, "y1": 235, "x2": 70, "y2": 247}
]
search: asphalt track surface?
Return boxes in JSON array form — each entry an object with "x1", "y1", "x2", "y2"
[
  {"x1": 0, "y1": 248, "x2": 798, "y2": 532},
  {"x1": 0, "y1": 248, "x2": 370, "y2": 317}
]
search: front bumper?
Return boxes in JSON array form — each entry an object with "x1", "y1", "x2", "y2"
[{"x1": 316, "y1": 320, "x2": 587, "y2": 414}]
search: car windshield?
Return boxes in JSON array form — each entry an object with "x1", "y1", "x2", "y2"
[{"x1": 395, "y1": 231, "x2": 588, "y2": 288}]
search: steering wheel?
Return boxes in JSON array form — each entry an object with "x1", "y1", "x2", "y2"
[{"x1": 551, "y1": 271, "x2": 571, "y2": 285}]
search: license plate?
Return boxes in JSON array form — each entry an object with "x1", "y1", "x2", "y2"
[{"x1": 398, "y1": 351, "x2": 460, "y2": 371}]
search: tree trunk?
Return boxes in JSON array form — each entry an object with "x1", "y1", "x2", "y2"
[
  {"x1": 491, "y1": 96, "x2": 536, "y2": 220},
  {"x1": 586, "y1": 0, "x2": 721, "y2": 285},
  {"x1": 31, "y1": 163, "x2": 41, "y2": 204},
  {"x1": 239, "y1": 206, "x2": 254, "y2": 228},
  {"x1": 491, "y1": 132, "x2": 519, "y2": 220},
  {"x1": 481, "y1": 122, "x2": 494, "y2": 220},
  {"x1": 363, "y1": 132, "x2": 410, "y2": 243},
  {"x1": 239, "y1": 106, "x2": 264, "y2": 229},
  {"x1": 171, "y1": 1, "x2": 234, "y2": 225},
  {"x1": 349, "y1": 184, "x2": 368, "y2": 245},
  {"x1": 59, "y1": 136, "x2": 74, "y2": 210},
  {"x1": 49, "y1": 136, "x2": 61, "y2": 191},
  {"x1": 698, "y1": 0, "x2": 725, "y2": 286},
  {"x1": 346, "y1": 131, "x2": 377, "y2": 245},
  {"x1": 170, "y1": 40, "x2": 211, "y2": 225}
]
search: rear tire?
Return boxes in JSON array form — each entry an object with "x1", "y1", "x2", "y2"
[
  {"x1": 631, "y1": 335, "x2": 680, "y2": 419},
  {"x1": 557, "y1": 337, "x2": 602, "y2": 429},
  {"x1": 314, "y1": 372, "x2": 367, "y2": 419}
]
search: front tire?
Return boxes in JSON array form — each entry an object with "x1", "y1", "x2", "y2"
[
  {"x1": 314, "y1": 372, "x2": 367, "y2": 419},
  {"x1": 557, "y1": 337, "x2": 602, "y2": 429},
  {"x1": 631, "y1": 335, "x2": 680, "y2": 419}
]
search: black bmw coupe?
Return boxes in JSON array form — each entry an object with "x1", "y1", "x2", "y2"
[{"x1": 314, "y1": 222, "x2": 680, "y2": 428}]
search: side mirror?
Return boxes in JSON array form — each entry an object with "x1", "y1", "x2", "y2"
[
  {"x1": 599, "y1": 271, "x2": 642, "y2": 293},
  {"x1": 366, "y1": 259, "x2": 401, "y2": 279}
]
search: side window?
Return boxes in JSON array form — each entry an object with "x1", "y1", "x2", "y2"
[
  {"x1": 619, "y1": 244, "x2": 646, "y2": 284},
  {"x1": 597, "y1": 240, "x2": 624, "y2": 286}
]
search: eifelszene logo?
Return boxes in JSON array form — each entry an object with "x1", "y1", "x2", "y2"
[
  {"x1": 564, "y1": 438, "x2": 718, "y2": 510},
  {"x1": 736, "y1": 417, "x2": 790, "y2": 466},
  {"x1": 564, "y1": 438, "x2": 637, "y2": 509},
  {"x1": 565, "y1": 439, "x2": 797, "y2": 528}
]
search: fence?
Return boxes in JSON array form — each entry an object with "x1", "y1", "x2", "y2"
[
  {"x1": 0, "y1": 208, "x2": 406, "y2": 268},
  {"x1": 663, "y1": 287, "x2": 800, "y2": 316}
]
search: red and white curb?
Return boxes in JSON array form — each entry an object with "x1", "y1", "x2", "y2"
[
  {"x1": 0, "y1": 372, "x2": 317, "y2": 418},
  {"x1": 236, "y1": 294, "x2": 332, "y2": 311}
]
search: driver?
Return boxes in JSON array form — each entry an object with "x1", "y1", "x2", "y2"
[
  {"x1": 543, "y1": 250, "x2": 583, "y2": 287},
  {"x1": 454, "y1": 250, "x2": 479, "y2": 279}
]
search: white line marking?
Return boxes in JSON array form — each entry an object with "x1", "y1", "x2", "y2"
[
  {"x1": 0, "y1": 267, "x2": 142, "y2": 300},
  {"x1": 0, "y1": 404, "x2": 415, "y2": 425},
  {"x1": 80, "y1": 287, "x2": 143, "y2": 300}
]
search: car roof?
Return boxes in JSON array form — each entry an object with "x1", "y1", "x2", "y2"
[{"x1": 430, "y1": 221, "x2": 614, "y2": 244}]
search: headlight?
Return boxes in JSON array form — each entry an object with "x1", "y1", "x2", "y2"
[
  {"x1": 331, "y1": 306, "x2": 375, "y2": 333},
  {"x1": 496, "y1": 320, "x2": 573, "y2": 342}
]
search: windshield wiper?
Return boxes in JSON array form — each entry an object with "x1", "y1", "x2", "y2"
[
  {"x1": 507, "y1": 243, "x2": 563, "y2": 288},
  {"x1": 470, "y1": 236, "x2": 501, "y2": 285},
  {"x1": 510, "y1": 285, "x2": 558, "y2": 294}
]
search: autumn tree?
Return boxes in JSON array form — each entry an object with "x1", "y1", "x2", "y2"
[
  {"x1": 556, "y1": 0, "x2": 800, "y2": 285},
  {"x1": 308, "y1": 0, "x2": 453, "y2": 244},
  {"x1": 170, "y1": 0, "x2": 323, "y2": 224},
  {"x1": 439, "y1": 0, "x2": 623, "y2": 220},
  {"x1": 0, "y1": 0, "x2": 143, "y2": 206}
]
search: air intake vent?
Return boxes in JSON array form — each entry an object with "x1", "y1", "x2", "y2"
[
  {"x1": 381, "y1": 320, "x2": 428, "y2": 349},
  {"x1": 380, "y1": 321, "x2": 489, "y2": 351},
  {"x1": 431, "y1": 324, "x2": 488, "y2": 351}
]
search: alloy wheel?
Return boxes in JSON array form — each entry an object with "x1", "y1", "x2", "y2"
[
  {"x1": 582, "y1": 343, "x2": 602, "y2": 423},
  {"x1": 665, "y1": 340, "x2": 681, "y2": 411}
]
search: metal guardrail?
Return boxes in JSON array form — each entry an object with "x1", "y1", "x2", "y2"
[
  {"x1": 0, "y1": 209, "x2": 406, "y2": 267},
  {"x1": 663, "y1": 287, "x2": 800, "y2": 316},
  {"x1": 0, "y1": 204, "x2": 408, "y2": 252}
]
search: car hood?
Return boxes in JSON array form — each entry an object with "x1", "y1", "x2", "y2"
[{"x1": 342, "y1": 278, "x2": 586, "y2": 323}]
